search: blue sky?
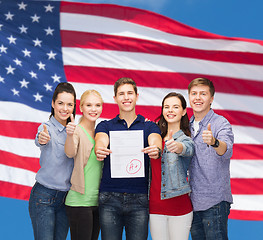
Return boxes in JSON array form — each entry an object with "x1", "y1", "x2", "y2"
[{"x1": 1, "y1": 0, "x2": 263, "y2": 239}]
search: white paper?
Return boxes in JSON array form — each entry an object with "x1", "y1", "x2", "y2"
[{"x1": 109, "y1": 130, "x2": 144, "y2": 178}]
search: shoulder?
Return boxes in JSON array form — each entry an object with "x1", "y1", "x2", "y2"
[
  {"x1": 95, "y1": 119, "x2": 113, "y2": 134},
  {"x1": 211, "y1": 112, "x2": 231, "y2": 128},
  {"x1": 144, "y1": 121, "x2": 161, "y2": 134}
]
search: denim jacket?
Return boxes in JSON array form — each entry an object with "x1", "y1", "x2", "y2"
[{"x1": 161, "y1": 130, "x2": 194, "y2": 200}]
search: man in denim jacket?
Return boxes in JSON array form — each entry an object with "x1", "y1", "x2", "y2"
[{"x1": 188, "y1": 78, "x2": 234, "y2": 240}]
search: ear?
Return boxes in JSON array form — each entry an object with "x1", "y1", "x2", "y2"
[
  {"x1": 51, "y1": 100, "x2": 54, "y2": 109},
  {"x1": 210, "y1": 96, "x2": 214, "y2": 105},
  {"x1": 182, "y1": 108, "x2": 187, "y2": 116},
  {"x1": 113, "y1": 95, "x2": 117, "y2": 103}
]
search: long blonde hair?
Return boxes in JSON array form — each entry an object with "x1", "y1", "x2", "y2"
[{"x1": 78, "y1": 89, "x2": 103, "y2": 123}]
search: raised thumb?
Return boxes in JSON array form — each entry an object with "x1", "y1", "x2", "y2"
[
  {"x1": 207, "y1": 123, "x2": 212, "y2": 131},
  {"x1": 70, "y1": 114, "x2": 75, "y2": 124},
  {"x1": 43, "y1": 124, "x2": 48, "y2": 134}
]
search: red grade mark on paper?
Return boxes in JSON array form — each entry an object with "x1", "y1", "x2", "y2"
[{"x1": 126, "y1": 159, "x2": 142, "y2": 174}]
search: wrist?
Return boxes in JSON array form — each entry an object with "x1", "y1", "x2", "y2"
[
  {"x1": 157, "y1": 147, "x2": 162, "y2": 158},
  {"x1": 211, "y1": 138, "x2": 219, "y2": 148}
]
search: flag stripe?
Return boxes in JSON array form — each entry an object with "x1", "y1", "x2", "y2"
[
  {"x1": 229, "y1": 210, "x2": 263, "y2": 221},
  {"x1": 62, "y1": 48, "x2": 263, "y2": 82},
  {"x1": 231, "y1": 179, "x2": 263, "y2": 194},
  {"x1": 0, "y1": 164, "x2": 35, "y2": 187},
  {"x1": 61, "y1": 30, "x2": 263, "y2": 66},
  {"x1": 69, "y1": 82, "x2": 263, "y2": 117},
  {"x1": 60, "y1": 4, "x2": 263, "y2": 52},
  {"x1": 64, "y1": 66, "x2": 263, "y2": 97},
  {"x1": 232, "y1": 195, "x2": 263, "y2": 211},
  {"x1": 0, "y1": 181, "x2": 32, "y2": 201},
  {"x1": 232, "y1": 144, "x2": 263, "y2": 160},
  {"x1": 230, "y1": 160, "x2": 263, "y2": 178},
  {"x1": 0, "y1": 150, "x2": 39, "y2": 172}
]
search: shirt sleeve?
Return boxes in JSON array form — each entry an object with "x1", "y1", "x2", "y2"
[
  {"x1": 179, "y1": 136, "x2": 195, "y2": 157},
  {"x1": 146, "y1": 121, "x2": 161, "y2": 135},
  {"x1": 95, "y1": 120, "x2": 109, "y2": 135},
  {"x1": 214, "y1": 116, "x2": 234, "y2": 159}
]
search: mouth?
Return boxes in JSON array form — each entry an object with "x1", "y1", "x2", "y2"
[
  {"x1": 194, "y1": 102, "x2": 202, "y2": 106},
  {"x1": 122, "y1": 101, "x2": 132, "y2": 105},
  {"x1": 166, "y1": 114, "x2": 175, "y2": 119},
  {"x1": 60, "y1": 112, "x2": 69, "y2": 117}
]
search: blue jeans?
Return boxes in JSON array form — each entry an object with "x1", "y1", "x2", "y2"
[
  {"x1": 190, "y1": 201, "x2": 231, "y2": 240},
  {"x1": 29, "y1": 182, "x2": 69, "y2": 240},
  {"x1": 99, "y1": 192, "x2": 149, "y2": 240}
]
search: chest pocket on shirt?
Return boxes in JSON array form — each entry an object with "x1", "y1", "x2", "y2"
[{"x1": 55, "y1": 134, "x2": 66, "y2": 158}]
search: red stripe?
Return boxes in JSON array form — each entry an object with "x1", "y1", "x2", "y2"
[
  {"x1": 0, "y1": 181, "x2": 31, "y2": 201},
  {"x1": 61, "y1": 31, "x2": 263, "y2": 66},
  {"x1": 0, "y1": 150, "x2": 40, "y2": 172},
  {"x1": 232, "y1": 144, "x2": 263, "y2": 160},
  {"x1": 229, "y1": 210, "x2": 263, "y2": 221},
  {"x1": 65, "y1": 66, "x2": 263, "y2": 97},
  {"x1": 75, "y1": 102, "x2": 263, "y2": 129},
  {"x1": 231, "y1": 179, "x2": 263, "y2": 194},
  {"x1": 60, "y1": 1, "x2": 263, "y2": 46},
  {"x1": 0, "y1": 120, "x2": 39, "y2": 139}
]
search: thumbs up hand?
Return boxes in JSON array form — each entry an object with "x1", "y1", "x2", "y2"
[
  {"x1": 66, "y1": 114, "x2": 76, "y2": 136},
  {"x1": 202, "y1": 123, "x2": 215, "y2": 145},
  {"x1": 38, "y1": 124, "x2": 51, "y2": 145},
  {"x1": 165, "y1": 130, "x2": 182, "y2": 154}
]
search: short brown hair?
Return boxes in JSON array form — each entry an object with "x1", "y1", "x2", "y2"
[
  {"x1": 114, "y1": 77, "x2": 137, "y2": 96},
  {"x1": 188, "y1": 77, "x2": 215, "y2": 97}
]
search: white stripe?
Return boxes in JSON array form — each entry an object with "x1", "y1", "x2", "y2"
[
  {"x1": 0, "y1": 130, "x2": 262, "y2": 159},
  {"x1": 60, "y1": 12, "x2": 263, "y2": 54},
  {"x1": 0, "y1": 135, "x2": 40, "y2": 158},
  {"x1": 0, "y1": 164, "x2": 35, "y2": 187},
  {"x1": 230, "y1": 160, "x2": 263, "y2": 178},
  {"x1": 0, "y1": 101, "x2": 49, "y2": 122},
  {"x1": 232, "y1": 195, "x2": 263, "y2": 211},
  {"x1": 70, "y1": 82, "x2": 263, "y2": 117},
  {"x1": 62, "y1": 48, "x2": 263, "y2": 82},
  {"x1": 232, "y1": 126, "x2": 263, "y2": 145}
]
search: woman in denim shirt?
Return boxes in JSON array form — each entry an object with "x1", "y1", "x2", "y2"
[
  {"x1": 149, "y1": 92, "x2": 194, "y2": 240},
  {"x1": 29, "y1": 82, "x2": 76, "y2": 240}
]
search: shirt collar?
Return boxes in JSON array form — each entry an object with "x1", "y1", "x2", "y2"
[
  {"x1": 190, "y1": 108, "x2": 214, "y2": 127},
  {"x1": 113, "y1": 114, "x2": 144, "y2": 124},
  {"x1": 50, "y1": 116, "x2": 66, "y2": 132}
]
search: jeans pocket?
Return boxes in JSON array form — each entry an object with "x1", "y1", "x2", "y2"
[
  {"x1": 99, "y1": 192, "x2": 112, "y2": 204},
  {"x1": 136, "y1": 194, "x2": 148, "y2": 208}
]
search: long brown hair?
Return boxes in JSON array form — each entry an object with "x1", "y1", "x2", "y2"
[
  {"x1": 50, "y1": 82, "x2": 76, "y2": 124},
  {"x1": 155, "y1": 92, "x2": 191, "y2": 138}
]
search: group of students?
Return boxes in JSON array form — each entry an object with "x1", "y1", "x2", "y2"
[{"x1": 28, "y1": 77, "x2": 234, "y2": 240}]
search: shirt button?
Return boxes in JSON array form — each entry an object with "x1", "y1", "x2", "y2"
[
  {"x1": 164, "y1": 194, "x2": 166, "y2": 197},
  {"x1": 163, "y1": 184, "x2": 165, "y2": 187},
  {"x1": 162, "y1": 172, "x2": 165, "y2": 175}
]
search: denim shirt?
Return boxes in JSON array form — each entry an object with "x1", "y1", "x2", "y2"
[
  {"x1": 35, "y1": 116, "x2": 74, "y2": 191},
  {"x1": 161, "y1": 130, "x2": 194, "y2": 200}
]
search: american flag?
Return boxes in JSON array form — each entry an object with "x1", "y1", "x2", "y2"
[{"x1": 0, "y1": 1, "x2": 262, "y2": 221}]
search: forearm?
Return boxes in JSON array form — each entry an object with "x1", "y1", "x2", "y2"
[
  {"x1": 64, "y1": 135, "x2": 76, "y2": 158},
  {"x1": 213, "y1": 139, "x2": 227, "y2": 156}
]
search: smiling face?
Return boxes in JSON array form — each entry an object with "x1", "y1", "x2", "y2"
[
  {"x1": 80, "y1": 93, "x2": 103, "y2": 122},
  {"x1": 114, "y1": 84, "x2": 138, "y2": 113},
  {"x1": 52, "y1": 92, "x2": 75, "y2": 126},
  {"x1": 163, "y1": 96, "x2": 186, "y2": 126},
  {"x1": 189, "y1": 85, "x2": 214, "y2": 120}
]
